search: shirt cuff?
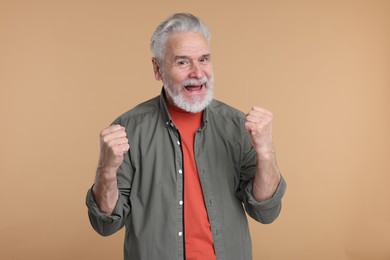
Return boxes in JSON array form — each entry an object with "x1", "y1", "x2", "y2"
[
  {"x1": 85, "y1": 187, "x2": 121, "y2": 223},
  {"x1": 245, "y1": 175, "x2": 286, "y2": 209}
]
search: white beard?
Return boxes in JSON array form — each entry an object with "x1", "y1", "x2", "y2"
[{"x1": 162, "y1": 74, "x2": 214, "y2": 113}]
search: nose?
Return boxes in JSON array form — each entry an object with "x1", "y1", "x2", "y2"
[{"x1": 188, "y1": 62, "x2": 203, "y2": 79}]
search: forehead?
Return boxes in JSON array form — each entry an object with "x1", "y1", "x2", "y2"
[{"x1": 164, "y1": 32, "x2": 210, "y2": 59}]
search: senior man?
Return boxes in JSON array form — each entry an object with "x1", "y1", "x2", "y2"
[{"x1": 86, "y1": 13, "x2": 286, "y2": 260}]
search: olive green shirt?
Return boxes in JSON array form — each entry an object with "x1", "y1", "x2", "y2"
[{"x1": 86, "y1": 91, "x2": 286, "y2": 260}]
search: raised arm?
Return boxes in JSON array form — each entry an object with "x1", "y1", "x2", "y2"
[
  {"x1": 92, "y1": 124, "x2": 130, "y2": 215},
  {"x1": 245, "y1": 106, "x2": 281, "y2": 201}
]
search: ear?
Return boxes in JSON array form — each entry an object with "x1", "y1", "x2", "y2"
[{"x1": 152, "y1": 57, "x2": 163, "y2": 81}]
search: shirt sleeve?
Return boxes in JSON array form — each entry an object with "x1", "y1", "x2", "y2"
[
  {"x1": 85, "y1": 186, "x2": 131, "y2": 236},
  {"x1": 244, "y1": 176, "x2": 286, "y2": 224}
]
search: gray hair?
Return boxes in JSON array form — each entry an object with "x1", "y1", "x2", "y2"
[{"x1": 150, "y1": 13, "x2": 211, "y2": 62}]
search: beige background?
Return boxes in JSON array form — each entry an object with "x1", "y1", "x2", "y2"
[{"x1": 1, "y1": 0, "x2": 389, "y2": 259}]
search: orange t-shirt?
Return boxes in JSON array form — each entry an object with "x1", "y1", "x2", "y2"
[{"x1": 167, "y1": 103, "x2": 216, "y2": 260}]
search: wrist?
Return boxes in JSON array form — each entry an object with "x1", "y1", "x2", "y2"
[
  {"x1": 95, "y1": 166, "x2": 118, "y2": 183},
  {"x1": 255, "y1": 147, "x2": 275, "y2": 160}
]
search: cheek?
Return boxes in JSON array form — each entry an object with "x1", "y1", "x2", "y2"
[
  {"x1": 203, "y1": 65, "x2": 213, "y2": 78},
  {"x1": 170, "y1": 71, "x2": 188, "y2": 85}
]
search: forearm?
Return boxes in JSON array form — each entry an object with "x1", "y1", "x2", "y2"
[
  {"x1": 252, "y1": 152, "x2": 281, "y2": 202},
  {"x1": 92, "y1": 167, "x2": 119, "y2": 215}
]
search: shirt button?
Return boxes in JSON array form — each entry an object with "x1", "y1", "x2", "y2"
[
  {"x1": 179, "y1": 200, "x2": 183, "y2": 205},
  {"x1": 177, "y1": 140, "x2": 180, "y2": 146},
  {"x1": 178, "y1": 231, "x2": 183, "y2": 237},
  {"x1": 178, "y1": 169, "x2": 183, "y2": 174}
]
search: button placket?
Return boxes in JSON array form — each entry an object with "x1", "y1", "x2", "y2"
[{"x1": 171, "y1": 128, "x2": 184, "y2": 257}]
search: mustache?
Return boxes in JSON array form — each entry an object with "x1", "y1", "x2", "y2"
[{"x1": 182, "y1": 76, "x2": 209, "y2": 87}]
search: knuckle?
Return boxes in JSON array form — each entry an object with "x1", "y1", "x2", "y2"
[
  {"x1": 102, "y1": 135, "x2": 110, "y2": 143},
  {"x1": 112, "y1": 146, "x2": 121, "y2": 155}
]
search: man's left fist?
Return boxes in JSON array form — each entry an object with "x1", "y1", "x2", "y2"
[{"x1": 245, "y1": 106, "x2": 274, "y2": 155}]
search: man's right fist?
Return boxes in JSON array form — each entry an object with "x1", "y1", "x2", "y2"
[{"x1": 98, "y1": 124, "x2": 130, "y2": 171}]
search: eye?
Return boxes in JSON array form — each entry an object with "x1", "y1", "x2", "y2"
[
  {"x1": 177, "y1": 60, "x2": 189, "y2": 66},
  {"x1": 199, "y1": 55, "x2": 211, "y2": 63}
]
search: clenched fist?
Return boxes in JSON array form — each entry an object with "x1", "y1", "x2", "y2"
[
  {"x1": 98, "y1": 124, "x2": 130, "y2": 173},
  {"x1": 92, "y1": 124, "x2": 129, "y2": 214},
  {"x1": 245, "y1": 106, "x2": 274, "y2": 156}
]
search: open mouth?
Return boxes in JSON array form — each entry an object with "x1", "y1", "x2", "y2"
[{"x1": 184, "y1": 84, "x2": 204, "y2": 92}]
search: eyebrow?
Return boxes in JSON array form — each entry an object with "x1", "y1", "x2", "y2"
[
  {"x1": 173, "y1": 55, "x2": 190, "y2": 61},
  {"x1": 173, "y1": 54, "x2": 211, "y2": 61}
]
